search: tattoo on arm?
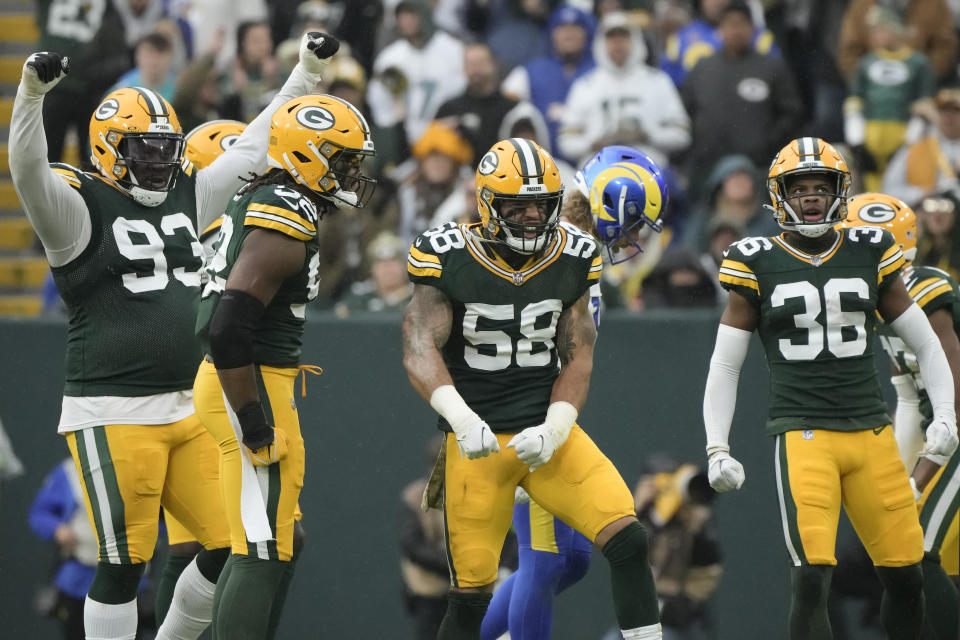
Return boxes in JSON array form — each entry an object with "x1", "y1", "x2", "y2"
[
  {"x1": 403, "y1": 285, "x2": 453, "y2": 357},
  {"x1": 557, "y1": 293, "x2": 595, "y2": 367}
]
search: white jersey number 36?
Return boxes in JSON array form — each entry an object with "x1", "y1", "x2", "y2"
[{"x1": 771, "y1": 277, "x2": 870, "y2": 360}]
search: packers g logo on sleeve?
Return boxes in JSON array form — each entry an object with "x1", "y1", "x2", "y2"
[
  {"x1": 295, "y1": 106, "x2": 336, "y2": 131},
  {"x1": 95, "y1": 98, "x2": 120, "y2": 121},
  {"x1": 478, "y1": 151, "x2": 498, "y2": 176}
]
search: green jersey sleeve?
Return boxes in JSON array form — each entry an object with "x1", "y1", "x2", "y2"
[
  {"x1": 407, "y1": 223, "x2": 456, "y2": 289},
  {"x1": 875, "y1": 230, "x2": 905, "y2": 295},
  {"x1": 906, "y1": 266, "x2": 958, "y2": 316},
  {"x1": 717, "y1": 239, "x2": 763, "y2": 307},
  {"x1": 243, "y1": 185, "x2": 319, "y2": 242}
]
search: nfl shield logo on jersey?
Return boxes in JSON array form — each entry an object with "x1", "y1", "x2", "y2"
[
  {"x1": 512, "y1": 272, "x2": 525, "y2": 286},
  {"x1": 802, "y1": 430, "x2": 814, "y2": 440}
]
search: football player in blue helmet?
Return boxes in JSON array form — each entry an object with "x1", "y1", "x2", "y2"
[{"x1": 481, "y1": 146, "x2": 669, "y2": 640}]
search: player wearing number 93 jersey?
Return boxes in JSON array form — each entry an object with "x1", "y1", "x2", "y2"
[
  {"x1": 404, "y1": 137, "x2": 663, "y2": 640},
  {"x1": 702, "y1": 137, "x2": 958, "y2": 640},
  {"x1": 8, "y1": 35, "x2": 339, "y2": 640}
]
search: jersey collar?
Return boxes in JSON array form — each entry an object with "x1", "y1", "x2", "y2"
[
  {"x1": 463, "y1": 223, "x2": 566, "y2": 286},
  {"x1": 774, "y1": 231, "x2": 844, "y2": 266}
]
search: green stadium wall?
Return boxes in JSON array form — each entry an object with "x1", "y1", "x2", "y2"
[{"x1": 0, "y1": 312, "x2": 888, "y2": 639}]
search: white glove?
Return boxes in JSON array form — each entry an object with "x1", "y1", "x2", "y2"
[
  {"x1": 507, "y1": 402, "x2": 577, "y2": 471},
  {"x1": 514, "y1": 486, "x2": 530, "y2": 504},
  {"x1": 430, "y1": 385, "x2": 499, "y2": 459},
  {"x1": 452, "y1": 414, "x2": 500, "y2": 459},
  {"x1": 707, "y1": 451, "x2": 745, "y2": 492},
  {"x1": 923, "y1": 418, "x2": 959, "y2": 459},
  {"x1": 299, "y1": 31, "x2": 339, "y2": 75},
  {"x1": 21, "y1": 52, "x2": 69, "y2": 98}
]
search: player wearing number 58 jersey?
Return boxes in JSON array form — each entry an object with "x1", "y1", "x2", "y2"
[
  {"x1": 702, "y1": 138, "x2": 958, "y2": 640},
  {"x1": 842, "y1": 193, "x2": 960, "y2": 640},
  {"x1": 404, "y1": 137, "x2": 663, "y2": 640},
  {"x1": 8, "y1": 35, "x2": 339, "y2": 640}
]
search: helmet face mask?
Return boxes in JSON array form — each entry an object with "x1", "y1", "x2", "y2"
[
  {"x1": 476, "y1": 138, "x2": 564, "y2": 256},
  {"x1": 90, "y1": 87, "x2": 184, "y2": 207},
  {"x1": 768, "y1": 138, "x2": 850, "y2": 238},
  {"x1": 268, "y1": 95, "x2": 377, "y2": 209},
  {"x1": 117, "y1": 134, "x2": 184, "y2": 192}
]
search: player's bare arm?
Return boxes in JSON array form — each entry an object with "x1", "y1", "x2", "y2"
[
  {"x1": 402, "y1": 283, "x2": 455, "y2": 403},
  {"x1": 209, "y1": 229, "x2": 306, "y2": 458},
  {"x1": 719, "y1": 288, "x2": 760, "y2": 332},
  {"x1": 551, "y1": 288, "x2": 597, "y2": 410}
]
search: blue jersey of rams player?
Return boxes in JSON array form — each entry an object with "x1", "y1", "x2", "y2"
[
  {"x1": 404, "y1": 137, "x2": 664, "y2": 640},
  {"x1": 841, "y1": 193, "x2": 960, "y2": 640},
  {"x1": 481, "y1": 146, "x2": 668, "y2": 640}
]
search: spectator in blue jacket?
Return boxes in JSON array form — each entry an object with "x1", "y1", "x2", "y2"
[
  {"x1": 29, "y1": 458, "x2": 99, "y2": 640},
  {"x1": 501, "y1": 4, "x2": 597, "y2": 161}
]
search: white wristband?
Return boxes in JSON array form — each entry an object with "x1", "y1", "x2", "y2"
[
  {"x1": 545, "y1": 401, "x2": 577, "y2": 443},
  {"x1": 430, "y1": 385, "x2": 478, "y2": 434}
]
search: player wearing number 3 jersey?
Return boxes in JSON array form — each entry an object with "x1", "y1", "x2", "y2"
[
  {"x1": 702, "y1": 137, "x2": 959, "y2": 640},
  {"x1": 403, "y1": 138, "x2": 662, "y2": 640},
  {"x1": 8, "y1": 34, "x2": 339, "y2": 640}
]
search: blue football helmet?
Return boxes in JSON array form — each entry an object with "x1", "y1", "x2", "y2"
[
  {"x1": 585, "y1": 156, "x2": 668, "y2": 264},
  {"x1": 574, "y1": 145, "x2": 663, "y2": 200}
]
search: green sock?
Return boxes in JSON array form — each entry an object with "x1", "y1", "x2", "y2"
[
  {"x1": 875, "y1": 563, "x2": 924, "y2": 640},
  {"x1": 213, "y1": 555, "x2": 289, "y2": 640},
  {"x1": 436, "y1": 590, "x2": 491, "y2": 639},
  {"x1": 211, "y1": 555, "x2": 235, "y2": 640},
  {"x1": 789, "y1": 565, "x2": 833, "y2": 640},
  {"x1": 921, "y1": 554, "x2": 958, "y2": 640},
  {"x1": 264, "y1": 557, "x2": 299, "y2": 639},
  {"x1": 154, "y1": 552, "x2": 197, "y2": 625},
  {"x1": 600, "y1": 521, "x2": 660, "y2": 629}
]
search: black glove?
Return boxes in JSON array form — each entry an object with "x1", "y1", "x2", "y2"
[
  {"x1": 305, "y1": 31, "x2": 340, "y2": 60},
  {"x1": 236, "y1": 401, "x2": 274, "y2": 450},
  {"x1": 26, "y1": 52, "x2": 69, "y2": 83}
]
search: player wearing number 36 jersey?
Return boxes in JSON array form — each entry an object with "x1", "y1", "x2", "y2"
[
  {"x1": 702, "y1": 138, "x2": 958, "y2": 640},
  {"x1": 404, "y1": 137, "x2": 662, "y2": 640}
]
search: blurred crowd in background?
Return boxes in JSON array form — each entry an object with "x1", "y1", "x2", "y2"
[{"x1": 28, "y1": 0, "x2": 960, "y2": 316}]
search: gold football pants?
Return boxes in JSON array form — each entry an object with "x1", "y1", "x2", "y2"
[
  {"x1": 775, "y1": 428, "x2": 922, "y2": 567},
  {"x1": 443, "y1": 425, "x2": 635, "y2": 587},
  {"x1": 193, "y1": 360, "x2": 304, "y2": 561},
  {"x1": 64, "y1": 415, "x2": 230, "y2": 564}
]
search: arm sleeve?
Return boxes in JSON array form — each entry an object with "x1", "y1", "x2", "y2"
[
  {"x1": 8, "y1": 88, "x2": 91, "y2": 267},
  {"x1": 891, "y1": 373, "x2": 924, "y2": 470},
  {"x1": 891, "y1": 303, "x2": 956, "y2": 422},
  {"x1": 28, "y1": 466, "x2": 75, "y2": 541},
  {"x1": 194, "y1": 63, "x2": 323, "y2": 231},
  {"x1": 703, "y1": 323, "x2": 752, "y2": 456}
]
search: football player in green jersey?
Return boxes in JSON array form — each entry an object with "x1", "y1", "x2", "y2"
[
  {"x1": 842, "y1": 193, "x2": 960, "y2": 640},
  {"x1": 193, "y1": 93, "x2": 375, "y2": 639},
  {"x1": 403, "y1": 138, "x2": 662, "y2": 640},
  {"x1": 702, "y1": 137, "x2": 959, "y2": 640},
  {"x1": 9, "y1": 33, "x2": 339, "y2": 640}
]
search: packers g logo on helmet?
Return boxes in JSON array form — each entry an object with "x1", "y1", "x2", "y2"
[
  {"x1": 267, "y1": 94, "x2": 376, "y2": 208},
  {"x1": 184, "y1": 120, "x2": 246, "y2": 171},
  {"x1": 841, "y1": 192, "x2": 918, "y2": 261},
  {"x1": 475, "y1": 138, "x2": 564, "y2": 255},
  {"x1": 89, "y1": 87, "x2": 184, "y2": 207},
  {"x1": 767, "y1": 137, "x2": 850, "y2": 238}
]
